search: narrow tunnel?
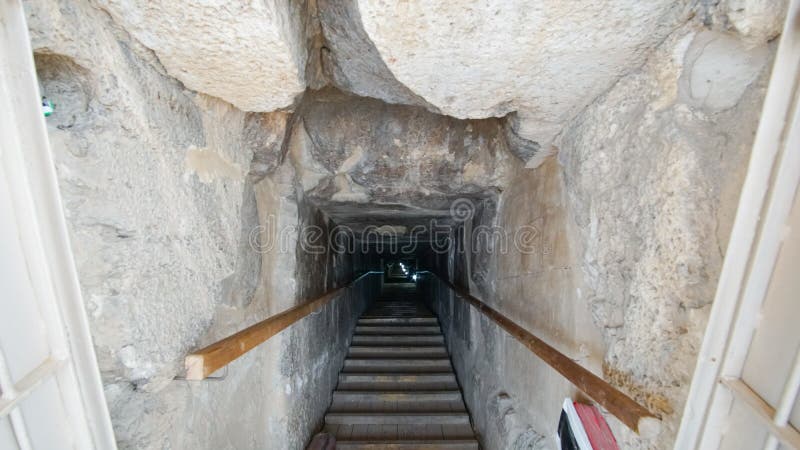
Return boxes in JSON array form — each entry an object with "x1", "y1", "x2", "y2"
[{"x1": 2, "y1": 1, "x2": 799, "y2": 450}]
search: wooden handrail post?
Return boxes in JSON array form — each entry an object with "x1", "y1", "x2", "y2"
[
  {"x1": 433, "y1": 275, "x2": 661, "y2": 437},
  {"x1": 184, "y1": 271, "x2": 380, "y2": 380}
]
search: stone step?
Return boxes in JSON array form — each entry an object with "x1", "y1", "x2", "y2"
[
  {"x1": 343, "y1": 358, "x2": 452, "y2": 373},
  {"x1": 330, "y1": 390, "x2": 465, "y2": 413},
  {"x1": 348, "y1": 346, "x2": 448, "y2": 358},
  {"x1": 355, "y1": 326, "x2": 441, "y2": 335},
  {"x1": 366, "y1": 304, "x2": 426, "y2": 308},
  {"x1": 325, "y1": 412, "x2": 471, "y2": 426},
  {"x1": 358, "y1": 317, "x2": 438, "y2": 325},
  {"x1": 362, "y1": 310, "x2": 428, "y2": 315},
  {"x1": 362, "y1": 314, "x2": 432, "y2": 319},
  {"x1": 351, "y1": 335, "x2": 444, "y2": 347},
  {"x1": 324, "y1": 422, "x2": 476, "y2": 442},
  {"x1": 334, "y1": 440, "x2": 479, "y2": 450},
  {"x1": 369, "y1": 304, "x2": 420, "y2": 308},
  {"x1": 337, "y1": 373, "x2": 458, "y2": 390},
  {"x1": 368, "y1": 302, "x2": 420, "y2": 305},
  {"x1": 320, "y1": 300, "x2": 477, "y2": 448},
  {"x1": 332, "y1": 390, "x2": 463, "y2": 402}
]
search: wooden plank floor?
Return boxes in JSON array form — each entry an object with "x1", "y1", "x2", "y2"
[{"x1": 319, "y1": 296, "x2": 480, "y2": 449}]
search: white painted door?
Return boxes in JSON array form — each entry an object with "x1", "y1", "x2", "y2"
[
  {"x1": 676, "y1": 1, "x2": 800, "y2": 449},
  {"x1": 0, "y1": 1, "x2": 116, "y2": 448}
]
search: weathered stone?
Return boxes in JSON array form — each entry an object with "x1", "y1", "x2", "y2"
[
  {"x1": 678, "y1": 31, "x2": 770, "y2": 111},
  {"x1": 244, "y1": 111, "x2": 293, "y2": 181},
  {"x1": 557, "y1": 25, "x2": 774, "y2": 449},
  {"x1": 288, "y1": 88, "x2": 516, "y2": 235},
  {"x1": 321, "y1": 0, "x2": 687, "y2": 152},
  {"x1": 20, "y1": 1, "x2": 785, "y2": 449},
  {"x1": 317, "y1": 0, "x2": 435, "y2": 110},
  {"x1": 726, "y1": 0, "x2": 788, "y2": 43},
  {"x1": 427, "y1": 20, "x2": 775, "y2": 450},
  {"x1": 93, "y1": 0, "x2": 306, "y2": 112},
  {"x1": 502, "y1": 112, "x2": 544, "y2": 167},
  {"x1": 24, "y1": 1, "x2": 332, "y2": 449}
]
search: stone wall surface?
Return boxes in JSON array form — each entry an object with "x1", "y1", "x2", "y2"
[
  {"x1": 427, "y1": 159, "x2": 602, "y2": 450},
  {"x1": 287, "y1": 88, "x2": 519, "y2": 234},
  {"x1": 24, "y1": 0, "x2": 373, "y2": 448},
  {"x1": 320, "y1": 0, "x2": 689, "y2": 155},
  {"x1": 22, "y1": 0, "x2": 786, "y2": 448},
  {"x1": 435, "y1": 19, "x2": 776, "y2": 450},
  {"x1": 93, "y1": 0, "x2": 307, "y2": 112},
  {"x1": 556, "y1": 23, "x2": 774, "y2": 449}
]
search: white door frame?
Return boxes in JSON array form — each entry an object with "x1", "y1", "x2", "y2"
[
  {"x1": 0, "y1": 1, "x2": 116, "y2": 448},
  {"x1": 676, "y1": 1, "x2": 800, "y2": 448}
]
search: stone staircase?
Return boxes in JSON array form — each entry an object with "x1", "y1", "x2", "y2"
[{"x1": 321, "y1": 297, "x2": 479, "y2": 449}]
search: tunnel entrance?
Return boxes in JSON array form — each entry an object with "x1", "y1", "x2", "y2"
[{"x1": 13, "y1": 0, "x2": 792, "y2": 448}]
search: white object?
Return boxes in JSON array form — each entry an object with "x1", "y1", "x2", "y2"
[
  {"x1": 561, "y1": 398, "x2": 594, "y2": 450},
  {"x1": 0, "y1": 1, "x2": 116, "y2": 448},
  {"x1": 676, "y1": 1, "x2": 800, "y2": 449}
]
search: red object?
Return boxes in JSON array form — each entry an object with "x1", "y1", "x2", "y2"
[{"x1": 573, "y1": 403, "x2": 619, "y2": 450}]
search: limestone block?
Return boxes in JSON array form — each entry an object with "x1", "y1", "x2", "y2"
[
  {"x1": 95, "y1": 0, "x2": 306, "y2": 112},
  {"x1": 557, "y1": 25, "x2": 773, "y2": 449},
  {"x1": 727, "y1": 0, "x2": 788, "y2": 44},
  {"x1": 321, "y1": 0, "x2": 685, "y2": 151},
  {"x1": 289, "y1": 89, "x2": 516, "y2": 232},
  {"x1": 679, "y1": 31, "x2": 770, "y2": 111}
]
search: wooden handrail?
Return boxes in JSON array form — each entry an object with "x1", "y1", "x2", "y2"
[
  {"x1": 435, "y1": 275, "x2": 661, "y2": 437},
  {"x1": 184, "y1": 271, "x2": 379, "y2": 380}
]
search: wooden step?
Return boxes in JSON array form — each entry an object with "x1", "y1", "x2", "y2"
[
  {"x1": 351, "y1": 335, "x2": 444, "y2": 346},
  {"x1": 333, "y1": 441, "x2": 479, "y2": 450},
  {"x1": 325, "y1": 412, "x2": 471, "y2": 425},
  {"x1": 337, "y1": 373, "x2": 458, "y2": 390},
  {"x1": 348, "y1": 346, "x2": 447, "y2": 358},
  {"x1": 343, "y1": 358, "x2": 452, "y2": 373}
]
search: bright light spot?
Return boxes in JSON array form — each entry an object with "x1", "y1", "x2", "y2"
[{"x1": 412, "y1": 274, "x2": 418, "y2": 281}]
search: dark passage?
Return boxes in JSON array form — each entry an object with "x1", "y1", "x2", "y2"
[{"x1": 321, "y1": 286, "x2": 479, "y2": 449}]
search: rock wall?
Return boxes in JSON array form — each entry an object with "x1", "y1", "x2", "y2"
[
  {"x1": 425, "y1": 159, "x2": 602, "y2": 449},
  {"x1": 93, "y1": 0, "x2": 307, "y2": 112},
  {"x1": 25, "y1": 0, "x2": 376, "y2": 448},
  {"x1": 434, "y1": 18, "x2": 776, "y2": 450},
  {"x1": 24, "y1": 0, "x2": 785, "y2": 448},
  {"x1": 289, "y1": 88, "x2": 517, "y2": 229},
  {"x1": 557, "y1": 23, "x2": 774, "y2": 449},
  {"x1": 319, "y1": 0, "x2": 689, "y2": 155}
]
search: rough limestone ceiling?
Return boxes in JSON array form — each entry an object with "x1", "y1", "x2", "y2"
[
  {"x1": 95, "y1": 0, "x2": 306, "y2": 112},
  {"x1": 322, "y1": 0, "x2": 687, "y2": 149},
  {"x1": 288, "y1": 89, "x2": 514, "y2": 233},
  {"x1": 94, "y1": 0, "x2": 695, "y2": 159}
]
